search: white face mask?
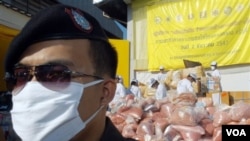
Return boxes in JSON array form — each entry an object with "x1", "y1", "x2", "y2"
[{"x1": 11, "y1": 80, "x2": 103, "y2": 141}]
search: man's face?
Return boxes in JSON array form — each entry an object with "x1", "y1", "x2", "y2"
[
  {"x1": 152, "y1": 82, "x2": 158, "y2": 89},
  {"x1": 211, "y1": 65, "x2": 216, "y2": 70},
  {"x1": 188, "y1": 76, "x2": 196, "y2": 83},
  {"x1": 191, "y1": 78, "x2": 196, "y2": 83},
  {"x1": 18, "y1": 39, "x2": 105, "y2": 128}
]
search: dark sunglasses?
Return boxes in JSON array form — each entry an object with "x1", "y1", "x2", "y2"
[{"x1": 5, "y1": 64, "x2": 103, "y2": 91}]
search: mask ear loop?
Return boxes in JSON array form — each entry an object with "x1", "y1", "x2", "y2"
[
  {"x1": 84, "y1": 105, "x2": 104, "y2": 125},
  {"x1": 82, "y1": 80, "x2": 104, "y2": 125}
]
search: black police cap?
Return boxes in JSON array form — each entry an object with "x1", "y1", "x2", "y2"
[{"x1": 4, "y1": 4, "x2": 109, "y2": 74}]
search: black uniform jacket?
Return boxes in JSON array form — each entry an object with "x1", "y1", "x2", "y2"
[{"x1": 100, "y1": 117, "x2": 137, "y2": 141}]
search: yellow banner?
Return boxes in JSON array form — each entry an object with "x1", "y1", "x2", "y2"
[
  {"x1": 0, "y1": 24, "x2": 19, "y2": 40},
  {"x1": 109, "y1": 39, "x2": 130, "y2": 87},
  {"x1": 0, "y1": 24, "x2": 19, "y2": 90},
  {"x1": 147, "y1": 0, "x2": 250, "y2": 71}
]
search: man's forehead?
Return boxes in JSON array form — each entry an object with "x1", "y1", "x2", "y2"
[
  {"x1": 24, "y1": 39, "x2": 90, "y2": 52},
  {"x1": 20, "y1": 40, "x2": 90, "y2": 64}
]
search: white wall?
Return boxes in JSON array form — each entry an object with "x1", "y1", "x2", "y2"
[
  {"x1": 0, "y1": 5, "x2": 29, "y2": 30},
  {"x1": 219, "y1": 65, "x2": 250, "y2": 91}
]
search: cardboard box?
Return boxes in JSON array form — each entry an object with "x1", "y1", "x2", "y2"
[
  {"x1": 206, "y1": 91, "x2": 229, "y2": 105},
  {"x1": 229, "y1": 91, "x2": 250, "y2": 105}
]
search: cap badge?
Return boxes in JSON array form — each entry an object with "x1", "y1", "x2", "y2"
[{"x1": 66, "y1": 8, "x2": 93, "y2": 32}]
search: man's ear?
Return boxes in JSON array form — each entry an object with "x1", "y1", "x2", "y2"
[{"x1": 100, "y1": 79, "x2": 116, "y2": 106}]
